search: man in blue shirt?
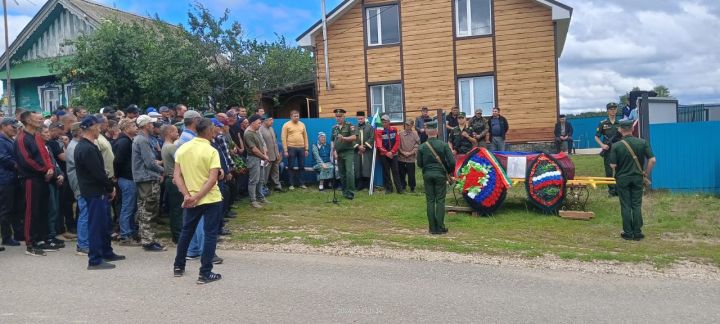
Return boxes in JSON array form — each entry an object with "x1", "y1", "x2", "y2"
[{"x1": 0, "y1": 118, "x2": 21, "y2": 249}]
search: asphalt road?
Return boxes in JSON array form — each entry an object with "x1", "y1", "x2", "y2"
[{"x1": 0, "y1": 244, "x2": 718, "y2": 323}]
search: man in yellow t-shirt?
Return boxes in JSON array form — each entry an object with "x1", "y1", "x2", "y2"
[
  {"x1": 281, "y1": 110, "x2": 309, "y2": 189},
  {"x1": 172, "y1": 118, "x2": 223, "y2": 284}
]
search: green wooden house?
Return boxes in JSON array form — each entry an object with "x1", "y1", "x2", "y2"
[{"x1": 0, "y1": 0, "x2": 152, "y2": 113}]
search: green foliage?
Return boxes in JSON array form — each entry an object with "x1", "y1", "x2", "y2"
[
  {"x1": 618, "y1": 85, "x2": 671, "y2": 107},
  {"x1": 52, "y1": 4, "x2": 314, "y2": 111}
]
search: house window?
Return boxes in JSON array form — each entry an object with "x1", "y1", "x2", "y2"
[
  {"x1": 458, "y1": 76, "x2": 495, "y2": 116},
  {"x1": 64, "y1": 83, "x2": 78, "y2": 106},
  {"x1": 456, "y1": 0, "x2": 492, "y2": 37},
  {"x1": 39, "y1": 86, "x2": 61, "y2": 114},
  {"x1": 367, "y1": 5, "x2": 400, "y2": 46},
  {"x1": 370, "y1": 83, "x2": 403, "y2": 123}
]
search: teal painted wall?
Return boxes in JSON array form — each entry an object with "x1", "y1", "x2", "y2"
[{"x1": 14, "y1": 77, "x2": 56, "y2": 112}]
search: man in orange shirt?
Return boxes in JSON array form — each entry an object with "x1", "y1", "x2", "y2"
[{"x1": 374, "y1": 114, "x2": 403, "y2": 194}]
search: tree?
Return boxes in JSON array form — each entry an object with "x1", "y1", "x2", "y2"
[{"x1": 653, "y1": 85, "x2": 670, "y2": 97}]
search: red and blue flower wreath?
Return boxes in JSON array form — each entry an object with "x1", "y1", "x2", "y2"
[
  {"x1": 525, "y1": 153, "x2": 567, "y2": 214},
  {"x1": 455, "y1": 147, "x2": 511, "y2": 216}
]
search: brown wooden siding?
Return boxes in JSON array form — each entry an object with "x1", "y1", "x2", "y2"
[
  {"x1": 455, "y1": 37, "x2": 495, "y2": 75},
  {"x1": 366, "y1": 46, "x2": 402, "y2": 83},
  {"x1": 402, "y1": 0, "x2": 456, "y2": 113},
  {"x1": 494, "y1": 0, "x2": 558, "y2": 142},
  {"x1": 314, "y1": 3, "x2": 367, "y2": 118}
]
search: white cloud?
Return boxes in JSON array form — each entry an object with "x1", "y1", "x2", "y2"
[{"x1": 559, "y1": 0, "x2": 720, "y2": 113}]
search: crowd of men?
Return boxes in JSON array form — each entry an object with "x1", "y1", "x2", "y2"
[{"x1": 0, "y1": 101, "x2": 655, "y2": 283}]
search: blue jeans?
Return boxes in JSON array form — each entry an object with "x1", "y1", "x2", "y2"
[
  {"x1": 188, "y1": 182, "x2": 227, "y2": 256},
  {"x1": 85, "y1": 195, "x2": 114, "y2": 266},
  {"x1": 287, "y1": 147, "x2": 305, "y2": 186},
  {"x1": 48, "y1": 183, "x2": 59, "y2": 238},
  {"x1": 118, "y1": 177, "x2": 137, "y2": 239},
  {"x1": 174, "y1": 202, "x2": 222, "y2": 276},
  {"x1": 76, "y1": 197, "x2": 89, "y2": 250}
]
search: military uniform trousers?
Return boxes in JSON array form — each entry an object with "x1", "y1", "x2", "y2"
[
  {"x1": 337, "y1": 150, "x2": 355, "y2": 196},
  {"x1": 135, "y1": 180, "x2": 160, "y2": 245},
  {"x1": 616, "y1": 176, "x2": 644, "y2": 235},
  {"x1": 423, "y1": 172, "x2": 447, "y2": 233},
  {"x1": 603, "y1": 153, "x2": 617, "y2": 195}
]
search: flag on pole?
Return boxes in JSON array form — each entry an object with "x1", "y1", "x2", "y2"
[{"x1": 370, "y1": 110, "x2": 382, "y2": 129}]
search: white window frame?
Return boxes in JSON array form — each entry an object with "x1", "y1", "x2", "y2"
[
  {"x1": 366, "y1": 5, "x2": 400, "y2": 46},
  {"x1": 455, "y1": 0, "x2": 493, "y2": 37},
  {"x1": 458, "y1": 76, "x2": 495, "y2": 116},
  {"x1": 37, "y1": 85, "x2": 61, "y2": 114},
  {"x1": 370, "y1": 83, "x2": 404, "y2": 123},
  {"x1": 64, "y1": 83, "x2": 77, "y2": 106}
]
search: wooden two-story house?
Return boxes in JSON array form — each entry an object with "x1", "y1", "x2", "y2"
[{"x1": 296, "y1": 0, "x2": 572, "y2": 143}]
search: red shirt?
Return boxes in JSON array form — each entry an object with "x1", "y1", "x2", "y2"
[{"x1": 375, "y1": 127, "x2": 400, "y2": 155}]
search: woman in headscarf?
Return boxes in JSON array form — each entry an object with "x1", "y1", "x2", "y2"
[{"x1": 312, "y1": 132, "x2": 335, "y2": 190}]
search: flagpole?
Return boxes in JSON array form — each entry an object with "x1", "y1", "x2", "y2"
[
  {"x1": 2, "y1": 0, "x2": 11, "y2": 114},
  {"x1": 368, "y1": 145, "x2": 377, "y2": 195}
]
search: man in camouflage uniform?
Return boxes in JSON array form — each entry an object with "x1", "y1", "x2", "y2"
[
  {"x1": 417, "y1": 120, "x2": 455, "y2": 235},
  {"x1": 609, "y1": 120, "x2": 657, "y2": 241},
  {"x1": 595, "y1": 102, "x2": 622, "y2": 197},
  {"x1": 448, "y1": 112, "x2": 477, "y2": 155},
  {"x1": 331, "y1": 109, "x2": 357, "y2": 200},
  {"x1": 131, "y1": 115, "x2": 166, "y2": 252},
  {"x1": 469, "y1": 109, "x2": 488, "y2": 148},
  {"x1": 354, "y1": 111, "x2": 374, "y2": 190}
]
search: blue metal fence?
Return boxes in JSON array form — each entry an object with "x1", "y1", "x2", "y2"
[
  {"x1": 566, "y1": 116, "x2": 605, "y2": 149},
  {"x1": 677, "y1": 105, "x2": 709, "y2": 123},
  {"x1": 272, "y1": 118, "x2": 384, "y2": 186},
  {"x1": 649, "y1": 121, "x2": 720, "y2": 194}
]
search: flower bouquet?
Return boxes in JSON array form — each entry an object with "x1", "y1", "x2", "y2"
[
  {"x1": 525, "y1": 153, "x2": 567, "y2": 214},
  {"x1": 232, "y1": 155, "x2": 248, "y2": 175},
  {"x1": 454, "y1": 147, "x2": 511, "y2": 216}
]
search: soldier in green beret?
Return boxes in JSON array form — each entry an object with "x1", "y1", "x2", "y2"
[
  {"x1": 448, "y1": 112, "x2": 477, "y2": 155},
  {"x1": 595, "y1": 102, "x2": 622, "y2": 196},
  {"x1": 331, "y1": 108, "x2": 357, "y2": 200},
  {"x1": 609, "y1": 120, "x2": 656, "y2": 240},
  {"x1": 417, "y1": 120, "x2": 455, "y2": 234}
]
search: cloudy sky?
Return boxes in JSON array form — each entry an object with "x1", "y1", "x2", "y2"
[{"x1": 2, "y1": 0, "x2": 719, "y2": 113}]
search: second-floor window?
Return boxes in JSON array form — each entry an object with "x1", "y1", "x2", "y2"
[
  {"x1": 456, "y1": 0, "x2": 492, "y2": 37},
  {"x1": 367, "y1": 5, "x2": 400, "y2": 46}
]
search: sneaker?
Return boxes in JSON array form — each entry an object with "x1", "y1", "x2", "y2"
[
  {"x1": 87, "y1": 262, "x2": 116, "y2": 270},
  {"x1": 37, "y1": 241, "x2": 60, "y2": 252},
  {"x1": 633, "y1": 233, "x2": 645, "y2": 241},
  {"x1": 174, "y1": 266, "x2": 185, "y2": 277},
  {"x1": 319, "y1": 184, "x2": 324, "y2": 191},
  {"x1": 104, "y1": 254, "x2": 126, "y2": 262},
  {"x1": 251, "y1": 201, "x2": 263, "y2": 208},
  {"x1": 119, "y1": 238, "x2": 142, "y2": 246},
  {"x1": 259, "y1": 198, "x2": 271, "y2": 204},
  {"x1": 48, "y1": 238, "x2": 65, "y2": 248},
  {"x1": 299, "y1": 185, "x2": 307, "y2": 189},
  {"x1": 289, "y1": 186, "x2": 295, "y2": 190},
  {"x1": 142, "y1": 242, "x2": 166, "y2": 252},
  {"x1": 0, "y1": 246, "x2": 4, "y2": 252},
  {"x1": 25, "y1": 246, "x2": 46, "y2": 256},
  {"x1": 196, "y1": 272, "x2": 222, "y2": 285},
  {"x1": 76, "y1": 247, "x2": 89, "y2": 256},
  {"x1": 213, "y1": 255, "x2": 224, "y2": 264},
  {"x1": 273, "y1": 186, "x2": 284, "y2": 192},
  {"x1": 185, "y1": 255, "x2": 200, "y2": 261},
  {"x1": 2, "y1": 239, "x2": 20, "y2": 246}
]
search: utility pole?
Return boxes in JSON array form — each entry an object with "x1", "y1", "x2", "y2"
[
  {"x1": 321, "y1": 0, "x2": 331, "y2": 91},
  {"x1": 2, "y1": 0, "x2": 11, "y2": 114}
]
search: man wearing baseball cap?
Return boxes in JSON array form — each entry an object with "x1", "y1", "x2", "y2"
[
  {"x1": 131, "y1": 115, "x2": 166, "y2": 252},
  {"x1": 74, "y1": 116, "x2": 124, "y2": 269}
]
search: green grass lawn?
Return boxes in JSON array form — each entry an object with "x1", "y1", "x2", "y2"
[{"x1": 226, "y1": 155, "x2": 720, "y2": 268}]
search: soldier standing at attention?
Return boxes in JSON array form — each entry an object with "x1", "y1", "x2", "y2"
[
  {"x1": 469, "y1": 109, "x2": 488, "y2": 148},
  {"x1": 331, "y1": 109, "x2": 357, "y2": 200},
  {"x1": 609, "y1": 120, "x2": 656, "y2": 241},
  {"x1": 595, "y1": 102, "x2": 621, "y2": 197},
  {"x1": 354, "y1": 111, "x2": 374, "y2": 190},
  {"x1": 417, "y1": 121, "x2": 455, "y2": 235},
  {"x1": 449, "y1": 112, "x2": 477, "y2": 155}
]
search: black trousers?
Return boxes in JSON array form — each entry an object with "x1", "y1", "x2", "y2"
[
  {"x1": 380, "y1": 155, "x2": 403, "y2": 193},
  {"x1": 20, "y1": 178, "x2": 50, "y2": 246},
  {"x1": 398, "y1": 161, "x2": 417, "y2": 191},
  {"x1": 0, "y1": 184, "x2": 18, "y2": 242}
]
